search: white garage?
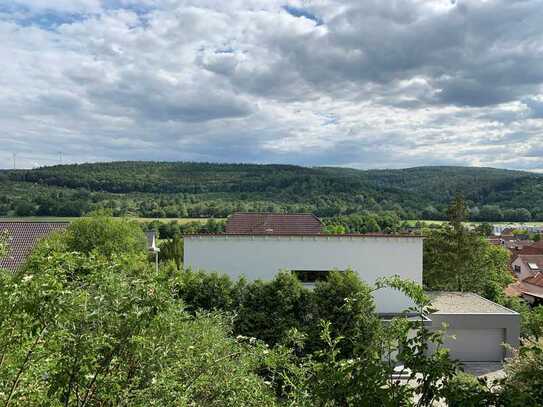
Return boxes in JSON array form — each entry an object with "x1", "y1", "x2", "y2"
[
  {"x1": 436, "y1": 328, "x2": 505, "y2": 362},
  {"x1": 427, "y1": 292, "x2": 520, "y2": 362}
]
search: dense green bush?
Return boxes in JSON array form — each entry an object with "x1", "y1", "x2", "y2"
[
  {"x1": 311, "y1": 271, "x2": 380, "y2": 354},
  {"x1": 442, "y1": 339, "x2": 543, "y2": 407},
  {"x1": 64, "y1": 214, "x2": 147, "y2": 257},
  {"x1": 144, "y1": 219, "x2": 226, "y2": 239},
  {"x1": 443, "y1": 373, "x2": 497, "y2": 407},
  {"x1": 236, "y1": 271, "x2": 312, "y2": 347},
  {"x1": 265, "y1": 277, "x2": 460, "y2": 406},
  {"x1": 423, "y1": 197, "x2": 513, "y2": 301},
  {"x1": 0, "y1": 230, "x2": 7, "y2": 260},
  {"x1": 3, "y1": 215, "x2": 543, "y2": 405},
  {"x1": 159, "y1": 235, "x2": 184, "y2": 268},
  {"x1": 173, "y1": 268, "x2": 244, "y2": 314},
  {"x1": 175, "y1": 269, "x2": 381, "y2": 353},
  {"x1": 501, "y1": 338, "x2": 543, "y2": 405},
  {"x1": 0, "y1": 217, "x2": 277, "y2": 406}
]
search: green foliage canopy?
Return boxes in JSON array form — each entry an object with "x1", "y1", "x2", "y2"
[
  {"x1": 3, "y1": 162, "x2": 543, "y2": 219},
  {"x1": 423, "y1": 197, "x2": 513, "y2": 300}
]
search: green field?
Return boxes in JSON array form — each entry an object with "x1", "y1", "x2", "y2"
[{"x1": 405, "y1": 220, "x2": 543, "y2": 227}]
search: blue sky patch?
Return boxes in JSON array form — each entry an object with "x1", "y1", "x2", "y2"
[
  {"x1": 0, "y1": 4, "x2": 88, "y2": 30},
  {"x1": 283, "y1": 5, "x2": 323, "y2": 26}
]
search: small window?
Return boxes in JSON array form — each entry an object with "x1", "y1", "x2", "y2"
[
  {"x1": 514, "y1": 265, "x2": 521, "y2": 274},
  {"x1": 528, "y1": 263, "x2": 539, "y2": 270},
  {"x1": 292, "y1": 270, "x2": 335, "y2": 283}
]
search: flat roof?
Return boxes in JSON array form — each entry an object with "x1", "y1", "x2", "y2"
[{"x1": 427, "y1": 291, "x2": 518, "y2": 314}]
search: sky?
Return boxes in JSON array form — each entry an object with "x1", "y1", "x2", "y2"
[{"x1": 1, "y1": 0, "x2": 543, "y2": 171}]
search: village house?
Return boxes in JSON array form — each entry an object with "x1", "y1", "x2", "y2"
[
  {"x1": 511, "y1": 254, "x2": 543, "y2": 281},
  {"x1": 506, "y1": 242, "x2": 543, "y2": 306},
  {"x1": 184, "y1": 212, "x2": 520, "y2": 362}
]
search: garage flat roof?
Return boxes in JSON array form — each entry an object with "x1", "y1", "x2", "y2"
[{"x1": 427, "y1": 292, "x2": 517, "y2": 314}]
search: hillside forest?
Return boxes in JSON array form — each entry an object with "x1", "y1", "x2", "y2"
[{"x1": 1, "y1": 162, "x2": 543, "y2": 221}]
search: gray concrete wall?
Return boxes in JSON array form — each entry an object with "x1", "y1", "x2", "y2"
[{"x1": 430, "y1": 313, "x2": 520, "y2": 359}]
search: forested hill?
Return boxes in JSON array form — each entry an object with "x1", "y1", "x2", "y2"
[{"x1": 1, "y1": 162, "x2": 543, "y2": 220}]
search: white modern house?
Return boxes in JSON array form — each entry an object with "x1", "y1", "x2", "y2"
[
  {"x1": 184, "y1": 213, "x2": 520, "y2": 362},
  {"x1": 185, "y1": 232, "x2": 421, "y2": 314}
]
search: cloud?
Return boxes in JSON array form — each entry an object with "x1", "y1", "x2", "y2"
[{"x1": 1, "y1": 0, "x2": 543, "y2": 171}]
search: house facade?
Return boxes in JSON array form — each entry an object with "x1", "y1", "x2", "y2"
[
  {"x1": 511, "y1": 254, "x2": 543, "y2": 281},
  {"x1": 185, "y1": 234, "x2": 422, "y2": 314},
  {"x1": 184, "y1": 213, "x2": 520, "y2": 362}
]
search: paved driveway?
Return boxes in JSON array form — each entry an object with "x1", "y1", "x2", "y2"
[{"x1": 461, "y1": 362, "x2": 505, "y2": 380}]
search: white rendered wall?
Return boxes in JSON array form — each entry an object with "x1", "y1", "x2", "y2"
[
  {"x1": 184, "y1": 235, "x2": 423, "y2": 314},
  {"x1": 511, "y1": 257, "x2": 532, "y2": 281}
]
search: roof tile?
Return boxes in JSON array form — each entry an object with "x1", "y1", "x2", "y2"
[
  {"x1": 225, "y1": 212, "x2": 322, "y2": 235},
  {"x1": 524, "y1": 272, "x2": 543, "y2": 288},
  {"x1": 0, "y1": 222, "x2": 68, "y2": 272}
]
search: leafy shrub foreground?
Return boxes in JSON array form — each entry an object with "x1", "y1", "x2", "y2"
[
  {"x1": 1, "y1": 216, "x2": 542, "y2": 406},
  {"x1": 176, "y1": 267, "x2": 543, "y2": 406},
  {"x1": 0, "y1": 242, "x2": 276, "y2": 405}
]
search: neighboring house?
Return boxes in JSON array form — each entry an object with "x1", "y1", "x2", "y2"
[
  {"x1": 488, "y1": 236, "x2": 534, "y2": 251},
  {"x1": 185, "y1": 213, "x2": 520, "y2": 362},
  {"x1": 523, "y1": 273, "x2": 543, "y2": 295},
  {"x1": 510, "y1": 254, "x2": 543, "y2": 281},
  {"x1": 225, "y1": 212, "x2": 323, "y2": 234},
  {"x1": 494, "y1": 225, "x2": 543, "y2": 236},
  {"x1": 503, "y1": 239, "x2": 534, "y2": 251},
  {"x1": 511, "y1": 239, "x2": 543, "y2": 256},
  {"x1": 521, "y1": 273, "x2": 543, "y2": 306},
  {"x1": 506, "y1": 260, "x2": 543, "y2": 306},
  {"x1": 0, "y1": 222, "x2": 68, "y2": 272},
  {"x1": 506, "y1": 251, "x2": 543, "y2": 304}
]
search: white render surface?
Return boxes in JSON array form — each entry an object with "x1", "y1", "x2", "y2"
[
  {"x1": 429, "y1": 328, "x2": 505, "y2": 362},
  {"x1": 184, "y1": 235, "x2": 423, "y2": 314},
  {"x1": 511, "y1": 256, "x2": 540, "y2": 281}
]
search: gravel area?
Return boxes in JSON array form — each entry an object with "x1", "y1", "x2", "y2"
[{"x1": 427, "y1": 291, "x2": 517, "y2": 314}]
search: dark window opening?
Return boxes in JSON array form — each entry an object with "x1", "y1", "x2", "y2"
[
  {"x1": 293, "y1": 270, "x2": 338, "y2": 283},
  {"x1": 514, "y1": 265, "x2": 521, "y2": 274}
]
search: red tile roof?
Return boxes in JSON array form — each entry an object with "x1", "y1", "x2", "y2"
[
  {"x1": 515, "y1": 240, "x2": 543, "y2": 256},
  {"x1": 0, "y1": 222, "x2": 68, "y2": 272},
  {"x1": 525, "y1": 272, "x2": 543, "y2": 288},
  {"x1": 225, "y1": 213, "x2": 323, "y2": 235},
  {"x1": 505, "y1": 281, "x2": 524, "y2": 297}
]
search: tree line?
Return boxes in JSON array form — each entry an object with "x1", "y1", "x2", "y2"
[{"x1": 2, "y1": 162, "x2": 543, "y2": 220}]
